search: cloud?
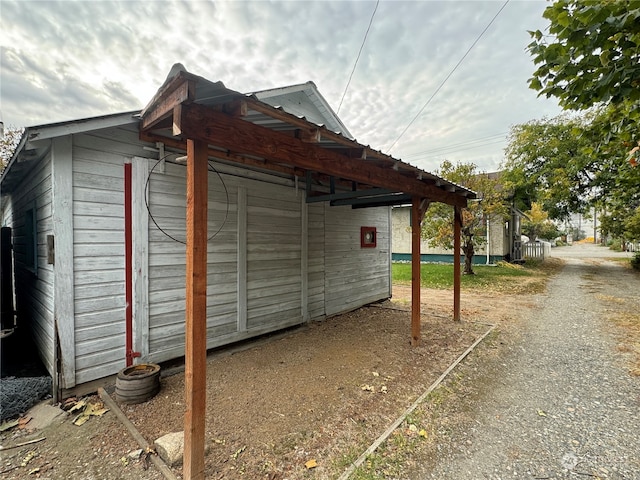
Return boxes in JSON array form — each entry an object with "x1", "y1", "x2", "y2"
[{"x1": 1, "y1": 0, "x2": 562, "y2": 172}]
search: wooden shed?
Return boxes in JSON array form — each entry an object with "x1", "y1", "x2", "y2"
[{"x1": 0, "y1": 65, "x2": 474, "y2": 399}]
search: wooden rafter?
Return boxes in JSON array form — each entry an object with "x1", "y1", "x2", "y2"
[
  {"x1": 173, "y1": 103, "x2": 468, "y2": 207},
  {"x1": 141, "y1": 74, "x2": 196, "y2": 131}
]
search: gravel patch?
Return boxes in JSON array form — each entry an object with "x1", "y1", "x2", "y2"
[{"x1": 421, "y1": 250, "x2": 640, "y2": 479}]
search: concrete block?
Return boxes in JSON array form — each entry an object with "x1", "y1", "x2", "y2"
[
  {"x1": 26, "y1": 402, "x2": 66, "y2": 430},
  {"x1": 154, "y1": 431, "x2": 183, "y2": 467}
]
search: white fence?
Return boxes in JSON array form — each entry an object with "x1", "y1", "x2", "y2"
[
  {"x1": 625, "y1": 242, "x2": 640, "y2": 252},
  {"x1": 523, "y1": 241, "x2": 551, "y2": 260}
]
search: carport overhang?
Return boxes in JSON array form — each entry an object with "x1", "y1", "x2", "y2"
[{"x1": 139, "y1": 68, "x2": 475, "y2": 479}]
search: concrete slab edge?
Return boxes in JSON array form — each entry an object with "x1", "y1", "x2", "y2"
[
  {"x1": 97, "y1": 388, "x2": 178, "y2": 480},
  {"x1": 338, "y1": 324, "x2": 497, "y2": 480}
]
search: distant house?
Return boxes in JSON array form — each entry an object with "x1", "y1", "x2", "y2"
[
  {"x1": 0, "y1": 66, "x2": 472, "y2": 393},
  {"x1": 391, "y1": 204, "x2": 525, "y2": 264}
]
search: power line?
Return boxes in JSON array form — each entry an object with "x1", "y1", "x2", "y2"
[
  {"x1": 408, "y1": 138, "x2": 507, "y2": 161},
  {"x1": 386, "y1": 0, "x2": 510, "y2": 153},
  {"x1": 403, "y1": 132, "x2": 509, "y2": 158},
  {"x1": 337, "y1": 0, "x2": 380, "y2": 115}
]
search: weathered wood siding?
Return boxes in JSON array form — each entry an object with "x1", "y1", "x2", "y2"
[
  {"x1": 71, "y1": 125, "x2": 150, "y2": 385},
  {"x1": 246, "y1": 181, "x2": 302, "y2": 331},
  {"x1": 147, "y1": 161, "x2": 239, "y2": 363},
  {"x1": 147, "y1": 161, "x2": 308, "y2": 363},
  {"x1": 4, "y1": 121, "x2": 393, "y2": 388},
  {"x1": 4, "y1": 153, "x2": 55, "y2": 375},
  {"x1": 324, "y1": 204, "x2": 391, "y2": 316},
  {"x1": 307, "y1": 202, "x2": 325, "y2": 319}
]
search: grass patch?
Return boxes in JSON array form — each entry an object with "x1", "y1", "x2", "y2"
[
  {"x1": 392, "y1": 259, "x2": 562, "y2": 294},
  {"x1": 609, "y1": 311, "x2": 640, "y2": 376}
]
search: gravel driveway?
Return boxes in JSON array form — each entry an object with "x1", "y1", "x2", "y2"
[{"x1": 422, "y1": 244, "x2": 640, "y2": 479}]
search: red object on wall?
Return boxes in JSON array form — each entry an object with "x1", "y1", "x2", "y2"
[
  {"x1": 124, "y1": 162, "x2": 140, "y2": 366},
  {"x1": 360, "y1": 226, "x2": 377, "y2": 248}
]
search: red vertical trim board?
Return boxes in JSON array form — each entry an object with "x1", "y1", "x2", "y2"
[{"x1": 124, "y1": 162, "x2": 134, "y2": 366}]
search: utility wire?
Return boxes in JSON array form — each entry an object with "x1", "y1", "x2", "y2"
[
  {"x1": 403, "y1": 132, "x2": 509, "y2": 158},
  {"x1": 408, "y1": 138, "x2": 506, "y2": 161},
  {"x1": 386, "y1": 0, "x2": 510, "y2": 153},
  {"x1": 337, "y1": 0, "x2": 380, "y2": 115}
]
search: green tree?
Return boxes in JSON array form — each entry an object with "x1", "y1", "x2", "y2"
[
  {"x1": 528, "y1": 0, "x2": 640, "y2": 170},
  {"x1": 624, "y1": 207, "x2": 640, "y2": 241},
  {"x1": 528, "y1": 1, "x2": 640, "y2": 111},
  {"x1": 1, "y1": 127, "x2": 24, "y2": 172},
  {"x1": 503, "y1": 112, "x2": 640, "y2": 242},
  {"x1": 522, "y1": 202, "x2": 561, "y2": 241},
  {"x1": 421, "y1": 160, "x2": 506, "y2": 275},
  {"x1": 502, "y1": 114, "x2": 596, "y2": 220}
]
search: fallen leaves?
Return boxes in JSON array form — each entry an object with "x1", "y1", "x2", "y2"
[
  {"x1": 70, "y1": 398, "x2": 109, "y2": 426},
  {"x1": 21, "y1": 450, "x2": 37, "y2": 467},
  {"x1": 362, "y1": 381, "x2": 389, "y2": 394},
  {"x1": 0, "y1": 418, "x2": 19, "y2": 432},
  {"x1": 231, "y1": 445, "x2": 246, "y2": 460},
  {"x1": 305, "y1": 458, "x2": 318, "y2": 469},
  {"x1": 0, "y1": 416, "x2": 32, "y2": 433}
]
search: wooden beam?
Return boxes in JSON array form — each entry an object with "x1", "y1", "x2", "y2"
[
  {"x1": 453, "y1": 206, "x2": 462, "y2": 322},
  {"x1": 183, "y1": 139, "x2": 208, "y2": 480},
  {"x1": 222, "y1": 99, "x2": 248, "y2": 117},
  {"x1": 51, "y1": 136, "x2": 75, "y2": 389},
  {"x1": 177, "y1": 103, "x2": 468, "y2": 207},
  {"x1": 306, "y1": 188, "x2": 395, "y2": 203},
  {"x1": 141, "y1": 76, "x2": 195, "y2": 131},
  {"x1": 411, "y1": 197, "x2": 424, "y2": 346},
  {"x1": 418, "y1": 198, "x2": 431, "y2": 220},
  {"x1": 334, "y1": 194, "x2": 412, "y2": 208},
  {"x1": 296, "y1": 127, "x2": 321, "y2": 143},
  {"x1": 139, "y1": 132, "x2": 302, "y2": 178}
]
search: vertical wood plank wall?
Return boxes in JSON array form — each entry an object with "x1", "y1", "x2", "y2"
[
  {"x1": 72, "y1": 126, "x2": 149, "y2": 384},
  {"x1": 324, "y1": 204, "x2": 391, "y2": 316},
  {"x1": 132, "y1": 158, "x2": 150, "y2": 360},
  {"x1": 307, "y1": 203, "x2": 325, "y2": 319},
  {"x1": 51, "y1": 136, "x2": 75, "y2": 387},
  {"x1": 2, "y1": 151, "x2": 55, "y2": 377}
]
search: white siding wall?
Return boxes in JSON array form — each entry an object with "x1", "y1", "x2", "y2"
[
  {"x1": 246, "y1": 181, "x2": 302, "y2": 330},
  {"x1": 147, "y1": 161, "x2": 308, "y2": 363},
  {"x1": 391, "y1": 206, "x2": 452, "y2": 255},
  {"x1": 5, "y1": 153, "x2": 55, "y2": 375},
  {"x1": 72, "y1": 125, "x2": 151, "y2": 384},
  {"x1": 4, "y1": 123, "x2": 393, "y2": 387},
  {"x1": 147, "y1": 161, "x2": 239, "y2": 363},
  {"x1": 324, "y1": 205, "x2": 391, "y2": 316},
  {"x1": 307, "y1": 202, "x2": 325, "y2": 319},
  {"x1": 392, "y1": 206, "x2": 508, "y2": 258}
]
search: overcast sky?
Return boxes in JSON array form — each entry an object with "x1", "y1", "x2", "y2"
[{"x1": 0, "y1": 0, "x2": 563, "y2": 172}]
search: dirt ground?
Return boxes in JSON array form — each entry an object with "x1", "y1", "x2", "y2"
[{"x1": 1, "y1": 284, "x2": 535, "y2": 480}]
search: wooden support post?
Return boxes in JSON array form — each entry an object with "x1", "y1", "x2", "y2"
[
  {"x1": 184, "y1": 139, "x2": 208, "y2": 480},
  {"x1": 411, "y1": 197, "x2": 422, "y2": 346},
  {"x1": 453, "y1": 206, "x2": 462, "y2": 322}
]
